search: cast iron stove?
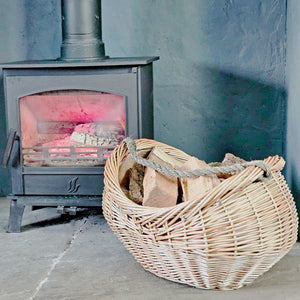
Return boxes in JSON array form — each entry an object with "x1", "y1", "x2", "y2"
[{"x1": 1, "y1": 0, "x2": 158, "y2": 232}]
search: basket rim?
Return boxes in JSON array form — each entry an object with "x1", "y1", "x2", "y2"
[{"x1": 104, "y1": 138, "x2": 285, "y2": 215}]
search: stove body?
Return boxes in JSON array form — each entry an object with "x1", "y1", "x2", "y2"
[{"x1": 2, "y1": 57, "x2": 157, "y2": 231}]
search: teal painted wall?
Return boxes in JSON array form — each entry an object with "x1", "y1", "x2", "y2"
[
  {"x1": 102, "y1": 0, "x2": 286, "y2": 161},
  {"x1": 286, "y1": 0, "x2": 300, "y2": 234},
  {"x1": 0, "y1": 1, "x2": 28, "y2": 195},
  {"x1": 0, "y1": 0, "x2": 287, "y2": 195}
]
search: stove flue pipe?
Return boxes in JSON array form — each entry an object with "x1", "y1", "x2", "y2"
[{"x1": 60, "y1": 0, "x2": 107, "y2": 60}]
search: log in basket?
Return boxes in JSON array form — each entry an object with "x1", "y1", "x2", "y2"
[{"x1": 102, "y1": 138, "x2": 298, "y2": 290}]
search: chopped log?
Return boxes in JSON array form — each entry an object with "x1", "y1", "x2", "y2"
[
  {"x1": 222, "y1": 153, "x2": 246, "y2": 165},
  {"x1": 118, "y1": 155, "x2": 136, "y2": 188},
  {"x1": 128, "y1": 164, "x2": 144, "y2": 204},
  {"x1": 180, "y1": 157, "x2": 221, "y2": 202},
  {"x1": 118, "y1": 149, "x2": 150, "y2": 204},
  {"x1": 218, "y1": 153, "x2": 246, "y2": 178},
  {"x1": 143, "y1": 169, "x2": 178, "y2": 207},
  {"x1": 118, "y1": 149, "x2": 151, "y2": 187},
  {"x1": 142, "y1": 147, "x2": 179, "y2": 208},
  {"x1": 150, "y1": 146, "x2": 184, "y2": 168}
]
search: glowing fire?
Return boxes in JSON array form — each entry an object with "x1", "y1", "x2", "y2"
[
  {"x1": 44, "y1": 136, "x2": 109, "y2": 159},
  {"x1": 43, "y1": 136, "x2": 97, "y2": 157},
  {"x1": 20, "y1": 91, "x2": 126, "y2": 166}
]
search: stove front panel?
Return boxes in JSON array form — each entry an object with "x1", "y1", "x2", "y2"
[
  {"x1": 3, "y1": 65, "x2": 154, "y2": 195},
  {"x1": 23, "y1": 174, "x2": 104, "y2": 195}
]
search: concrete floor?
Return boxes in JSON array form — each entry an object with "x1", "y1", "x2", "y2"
[{"x1": 0, "y1": 197, "x2": 300, "y2": 300}]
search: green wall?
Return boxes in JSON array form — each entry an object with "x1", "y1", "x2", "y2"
[
  {"x1": 286, "y1": 0, "x2": 300, "y2": 234},
  {"x1": 0, "y1": 1, "x2": 28, "y2": 195},
  {"x1": 0, "y1": 0, "x2": 287, "y2": 195}
]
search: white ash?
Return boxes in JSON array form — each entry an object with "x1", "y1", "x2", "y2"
[{"x1": 70, "y1": 122, "x2": 124, "y2": 147}]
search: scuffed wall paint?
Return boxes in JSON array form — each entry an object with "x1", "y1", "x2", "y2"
[{"x1": 0, "y1": 0, "x2": 287, "y2": 195}]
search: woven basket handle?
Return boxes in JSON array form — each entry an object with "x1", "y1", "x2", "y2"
[{"x1": 123, "y1": 137, "x2": 276, "y2": 181}]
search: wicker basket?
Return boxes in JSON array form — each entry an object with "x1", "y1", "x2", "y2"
[{"x1": 103, "y1": 139, "x2": 298, "y2": 290}]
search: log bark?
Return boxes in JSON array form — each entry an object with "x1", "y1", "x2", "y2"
[
  {"x1": 222, "y1": 153, "x2": 246, "y2": 165},
  {"x1": 118, "y1": 149, "x2": 150, "y2": 204}
]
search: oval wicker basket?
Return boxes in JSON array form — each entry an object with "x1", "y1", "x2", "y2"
[{"x1": 103, "y1": 139, "x2": 298, "y2": 290}]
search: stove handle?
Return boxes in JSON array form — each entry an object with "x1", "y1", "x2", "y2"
[{"x1": 1, "y1": 129, "x2": 19, "y2": 168}]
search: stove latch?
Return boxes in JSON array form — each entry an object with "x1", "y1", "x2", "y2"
[{"x1": 1, "y1": 129, "x2": 19, "y2": 168}]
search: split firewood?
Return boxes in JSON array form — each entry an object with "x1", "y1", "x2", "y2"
[
  {"x1": 218, "y1": 153, "x2": 246, "y2": 178},
  {"x1": 119, "y1": 155, "x2": 136, "y2": 188},
  {"x1": 149, "y1": 147, "x2": 184, "y2": 168},
  {"x1": 143, "y1": 147, "x2": 182, "y2": 208},
  {"x1": 118, "y1": 149, "x2": 150, "y2": 204},
  {"x1": 118, "y1": 149, "x2": 150, "y2": 186},
  {"x1": 119, "y1": 157, "x2": 144, "y2": 205},
  {"x1": 222, "y1": 153, "x2": 246, "y2": 165},
  {"x1": 180, "y1": 157, "x2": 221, "y2": 202},
  {"x1": 128, "y1": 164, "x2": 145, "y2": 204}
]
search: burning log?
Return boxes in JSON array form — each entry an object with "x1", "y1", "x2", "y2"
[
  {"x1": 70, "y1": 122, "x2": 124, "y2": 147},
  {"x1": 24, "y1": 121, "x2": 125, "y2": 167}
]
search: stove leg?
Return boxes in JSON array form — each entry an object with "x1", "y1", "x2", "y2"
[{"x1": 8, "y1": 198, "x2": 25, "y2": 233}]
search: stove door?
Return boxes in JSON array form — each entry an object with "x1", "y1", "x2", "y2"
[{"x1": 3, "y1": 67, "x2": 146, "y2": 195}]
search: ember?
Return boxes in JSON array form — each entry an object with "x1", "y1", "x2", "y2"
[{"x1": 23, "y1": 121, "x2": 124, "y2": 166}]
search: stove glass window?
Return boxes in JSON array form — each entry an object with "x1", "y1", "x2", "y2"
[{"x1": 20, "y1": 90, "x2": 126, "y2": 167}]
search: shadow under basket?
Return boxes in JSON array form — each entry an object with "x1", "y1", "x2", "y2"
[{"x1": 102, "y1": 139, "x2": 298, "y2": 290}]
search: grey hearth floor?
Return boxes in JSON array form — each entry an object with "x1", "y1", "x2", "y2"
[{"x1": 0, "y1": 197, "x2": 300, "y2": 300}]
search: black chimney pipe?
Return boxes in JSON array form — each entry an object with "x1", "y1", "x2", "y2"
[{"x1": 60, "y1": 0, "x2": 107, "y2": 60}]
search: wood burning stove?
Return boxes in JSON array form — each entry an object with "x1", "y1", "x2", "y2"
[{"x1": 1, "y1": 0, "x2": 158, "y2": 232}]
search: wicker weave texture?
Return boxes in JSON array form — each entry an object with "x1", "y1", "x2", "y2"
[{"x1": 103, "y1": 139, "x2": 298, "y2": 290}]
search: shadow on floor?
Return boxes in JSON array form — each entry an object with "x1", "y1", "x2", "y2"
[{"x1": 20, "y1": 207, "x2": 102, "y2": 232}]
